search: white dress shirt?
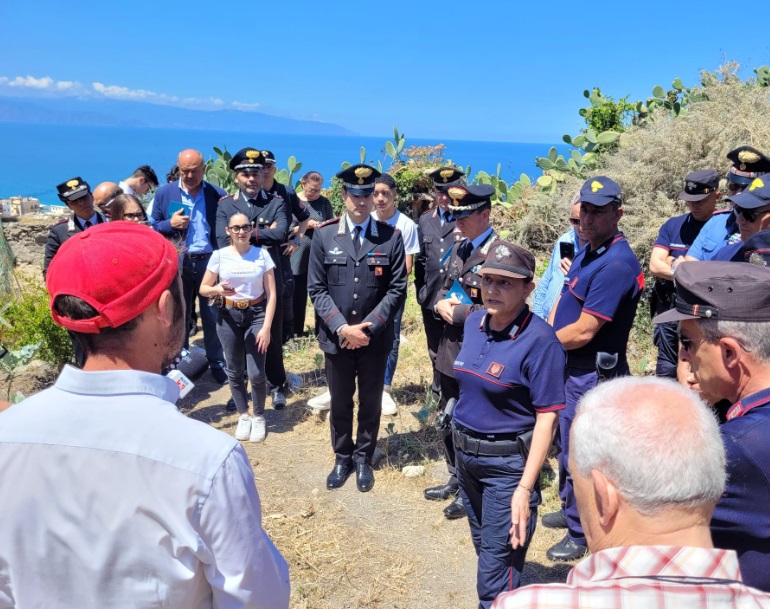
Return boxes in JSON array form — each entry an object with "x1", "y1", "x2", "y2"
[{"x1": 0, "y1": 366, "x2": 290, "y2": 609}]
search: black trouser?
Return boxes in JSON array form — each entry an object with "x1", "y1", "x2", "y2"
[
  {"x1": 654, "y1": 320, "x2": 679, "y2": 378},
  {"x1": 420, "y1": 306, "x2": 444, "y2": 400},
  {"x1": 325, "y1": 347, "x2": 389, "y2": 465},
  {"x1": 280, "y1": 255, "x2": 294, "y2": 343},
  {"x1": 266, "y1": 251, "x2": 286, "y2": 390},
  {"x1": 439, "y1": 372, "x2": 460, "y2": 487},
  {"x1": 292, "y1": 272, "x2": 311, "y2": 337}
]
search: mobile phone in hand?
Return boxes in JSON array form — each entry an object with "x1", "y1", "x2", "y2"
[{"x1": 559, "y1": 242, "x2": 575, "y2": 261}]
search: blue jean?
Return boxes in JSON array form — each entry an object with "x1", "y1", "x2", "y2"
[
  {"x1": 384, "y1": 303, "x2": 404, "y2": 388},
  {"x1": 182, "y1": 256, "x2": 224, "y2": 370},
  {"x1": 216, "y1": 301, "x2": 268, "y2": 415},
  {"x1": 456, "y1": 448, "x2": 539, "y2": 609}
]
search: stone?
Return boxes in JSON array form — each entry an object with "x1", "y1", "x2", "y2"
[{"x1": 402, "y1": 465, "x2": 425, "y2": 478}]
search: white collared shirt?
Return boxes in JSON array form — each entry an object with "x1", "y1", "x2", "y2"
[
  {"x1": 345, "y1": 214, "x2": 370, "y2": 246},
  {"x1": 0, "y1": 366, "x2": 290, "y2": 609},
  {"x1": 119, "y1": 180, "x2": 135, "y2": 195}
]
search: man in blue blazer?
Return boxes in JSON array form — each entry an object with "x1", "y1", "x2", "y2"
[{"x1": 152, "y1": 149, "x2": 227, "y2": 382}]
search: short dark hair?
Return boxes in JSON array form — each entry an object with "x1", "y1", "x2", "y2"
[
  {"x1": 374, "y1": 174, "x2": 397, "y2": 191},
  {"x1": 166, "y1": 164, "x2": 180, "y2": 184},
  {"x1": 53, "y1": 274, "x2": 182, "y2": 358},
  {"x1": 301, "y1": 171, "x2": 323, "y2": 183},
  {"x1": 131, "y1": 165, "x2": 159, "y2": 188}
]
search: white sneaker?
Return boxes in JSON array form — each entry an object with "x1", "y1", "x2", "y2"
[
  {"x1": 249, "y1": 415, "x2": 266, "y2": 443},
  {"x1": 235, "y1": 414, "x2": 251, "y2": 441},
  {"x1": 381, "y1": 391, "x2": 398, "y2": 416},
  {"x1": 308, "y1": 390, "x2": 331, "y2": 411}
]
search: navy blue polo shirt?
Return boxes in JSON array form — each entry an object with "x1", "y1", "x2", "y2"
[
  {"x1": 711, "y1": 386, "x2": 770, "y2": 591},
  {"x1": 713, "y1": 240, "x2": 743, "y2": 261},
  {"x1": 654, "y1": 212, "x2": 708, "y2": 259},
  {"x1": 452, "y1": 308, "x2": 566, "y2": 435},
  {"x1": 553, "y1": 233, "x2": 643, "y2": 358}
]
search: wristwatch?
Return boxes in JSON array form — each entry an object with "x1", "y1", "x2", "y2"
[{"x1": 293, "y1": 237, "x2": 301, "y2": 245}]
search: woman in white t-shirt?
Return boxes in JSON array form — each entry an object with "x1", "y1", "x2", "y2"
[{"x1": 199, "y1": 211, "x2": 276, "y2": 443}]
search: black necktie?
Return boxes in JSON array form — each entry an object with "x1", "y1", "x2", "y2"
[
  {"x1": 352, "y1": 226, "x2": 361, "y2": 254},
  {"x1": 84, "y1": 220, "x2": 92, "y2": 229},
  {"x1": 459, "y1": 239, "x2": 471, "y2": 261}
]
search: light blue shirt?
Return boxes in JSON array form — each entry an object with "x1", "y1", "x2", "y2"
[
  {"x1": 468, "y1": 226, "x2": 494, "y2": 251},
  {"x1": 686, "y1": 211, "x2": 739, "y2": 261},
  {"x1": 0, "y1": 365, "x2": 290, "y2": 609},
  {"x1": 532, "y1": 227, "x2": 581, "y2": 319},
  {"x1": 181, "y1": 179, "x2": 212, "y2": 254}
]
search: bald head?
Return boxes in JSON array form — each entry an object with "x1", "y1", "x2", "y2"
[
  {"x1": 177, "y1": 149, "x2": 205, "y2": 192},
  {"x1": 572, "y1": 377, "x2": 725, "y2": 515},
  {"x1": 92, "y1": 181, "x2": 122, "y2": 217}
]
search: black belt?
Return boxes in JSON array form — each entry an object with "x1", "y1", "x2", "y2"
[
  {"x1": 567, "y1": 353, "x2": 626, "y2": 370},
  {"x1": 452, "y1": 427, "x2": 521, "y2": 457},
  {"x1": 185, "y1": 253, "x2": 211, "y2": 260}
]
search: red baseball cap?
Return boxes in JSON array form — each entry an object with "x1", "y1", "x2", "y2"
[{"x1": 46, "y1": 222, "x2": 179, "y2": 333}]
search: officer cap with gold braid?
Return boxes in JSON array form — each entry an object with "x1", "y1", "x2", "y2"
[
  {"x1": 579, "y1": 175, "x2": 622, "y2": 207},
  {"x1": 260, "y1": 150, "x2": 277, "y2": 165},
  {"x1": 440, "y1": 184, "x2": 494, "y2": 219},
  {"x1": 336, "y1": 164, "x2": 381, "y2": 196},
  {"x1": 726, "y1": 146, "x2": 770, "y2": 187},
  {"x1": 229, "y1": 148, "x2": 264, "y2": 172},
  {"x1": 653, "y1": 261, "x2": 770, "y2": 323},
  {"x1": 56, "y1": 177, "x2": 91, "y2": 203},
  {"x1": 429, "y1": 166, "x2": 465, "y2": 188}
]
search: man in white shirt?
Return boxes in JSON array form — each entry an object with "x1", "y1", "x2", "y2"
[
  {"x1": 119, "y1": 164, "x2": 159, "y2": 196},
  {"x1": 372, "y1": 173, "x2": 420, "y2": 415},
  {"x1": 0, "y1": 222, "x2": 290, "y2": 609}
]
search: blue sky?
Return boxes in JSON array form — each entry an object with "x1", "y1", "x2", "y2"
[{"x1": 1, "y1": 0, "x2": 768, "y2": 142}]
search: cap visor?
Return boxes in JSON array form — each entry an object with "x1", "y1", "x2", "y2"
[
  {"x1": 652, "y1": 308, "x2": 699, "y2": 324},
  {"x1": 67, "y1": 190, "x2": 90, "y2": 202},
  {"x1": 345, "y1": 186, "x2": 374, "y2": 196},
  {"x1": 580, "y1": 194, "x2": 616, "y2": 207},
  {"x1": 728, "y1": 174, "x2": 754, "y2": 186},
  {"x1": 680, "y1": 192, "x2": 709, "y2": 202},
  {"x1": 730, "y1": 190, "x2": 768, "y2": 209}
]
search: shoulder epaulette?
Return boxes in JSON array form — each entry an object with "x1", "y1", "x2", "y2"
[
  {"x1": 318, "y1": 217, "x2": 341, "y2": 228},
  {"x1": 52, "y1": 216, "x2": 68, "y2": 227}
]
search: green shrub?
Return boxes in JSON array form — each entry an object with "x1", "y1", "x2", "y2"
[{"x1": 2, "y1": 283, "x2": 73, "y2": 369}]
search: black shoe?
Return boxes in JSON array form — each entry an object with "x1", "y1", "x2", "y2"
[
  {"x1": 546, "y1": 535, "x2": 588, "y2": 562},
  {"x1": 271, "y1": 388, "x2": 286, "y2": 410},
  {"x1": 355, "y1": 462, "x2": 375, "y2": 492},
  {"x1": 188, "y1": 324, "x2": 199, "y2": 337},
  {"x1": 326, "y1": 462, "x2": 354, "y2": 489},
  {"x1": 225, "y1": 398, "x2": 237, "y2": 412},
  {"x1": 542, "y1": 510, "x2": 568, "y2": 529},
  {"x1": 443, "y1": 495, "x2": 467, "y2": 520},
  {"x1": 210, "y1": 367, "x2": 227, "y2": 385},
  {"x1": 424, "y1": 483, "x2": 459, "y2": 501}
]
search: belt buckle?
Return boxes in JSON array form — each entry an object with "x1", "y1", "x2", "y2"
[{"x1": 235, "y1": 300, "x2": 249, "y2": 309}]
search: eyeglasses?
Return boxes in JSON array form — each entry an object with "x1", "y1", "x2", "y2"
[
  {"x1": 228, "y1": 224, "x2": 252, "y2": 234},
  {"x1": 679, "y1": 328, "x2": 753, "y2": 353},
  {"x1": 734, "y1": 204, "x2": 770, "y2": 223},
  {"x1": 123, "y1": 212, "x2": 146, "y2": 221}
]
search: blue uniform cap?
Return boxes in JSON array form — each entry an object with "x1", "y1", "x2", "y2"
[
  {"x1": 579, "y1": 176, "x2": 622, "y2": 207},
  {"x1": 229, "y1": 148, "x2": 264, "y2": 172},
  {"x1": 729, "y1": 177, "x2": 770, "y2": 209},
  {"x1": 680, "y1": 170, "x2": 720, "y2": 201},
  {"x1": 726, "y1": 146, "x2": 770, "y2": 186},
  {"x1": 740, "y1": 229, "x2": 770, "y2": 266},
  {"x1": 442, "y1": 184, "x2": 494, "y2": 219}
]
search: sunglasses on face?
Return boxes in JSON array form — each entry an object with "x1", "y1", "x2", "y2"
[
  {"x1": 734, "y1": 204, "x2": 770, "y2": 223},
  {"x1": 228, "y1": 224, "x2": 252, "y2": 234},
  {"x1": 123, "y1": 212, "x2": 146, "y2": 221}
]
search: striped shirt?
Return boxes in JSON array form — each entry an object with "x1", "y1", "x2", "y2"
[{"x1": 492, "y1": 546, "x2": 770, "y2": 609}]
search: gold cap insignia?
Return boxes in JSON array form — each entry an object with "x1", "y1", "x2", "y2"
[
  {"x1": 750, "y1": 178, "x2": 765, "y2": 191},
  {"x1": 67, "y1": 179, "x2": 79, "y2": 189},
  {"x1": 246, "y1": 150, "x2": 261, "y2": 162},
  {"x1": 440, "y1": 169, "x2": 454, "y2": 182},
  {"x1": 447, "y1": 187, "x2": 467, "y2": 203},
  {"x1": 261, "y1": 150, "x2": 269, "y2": 156},
  {"x1": 354, "y1": 167, "x2": 373, "y2": 185},
  {"x1": 738, "y1": 150, "x2": 761, "y2": 164},
  {"x1": 590, "y1": 180, "x2": 604, "y2": 193},
  {"x1": 749, "y1": 252, "x2": 768, "y2": 266}
]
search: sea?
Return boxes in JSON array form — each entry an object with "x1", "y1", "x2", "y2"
[{"x1": 0, "y1": 122, "x2": 566, "y2": 207}]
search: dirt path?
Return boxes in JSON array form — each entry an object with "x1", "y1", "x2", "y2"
[{"x1": 183, "y1": 318, "x2": 575, "y2": 609}]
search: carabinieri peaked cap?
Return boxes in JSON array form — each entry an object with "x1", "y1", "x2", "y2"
[
  {"x1": 229, "y1": 148, "x2": 264, "y2": 172},
  {"x1": 653, "y1": 261, "x2": 770, "y2": 323},
  {"x1": 260, "y1": 149, "x2": 277, "y2": 164},
  {"x1": 336, "y1": 164, "x2": 382, "y2": 196},
  {"x1": 429, "y1": 166, "x2": 465, "y2": 187},
  {"x1": 679, "y1": 170, "x2": 720, "y2": 201},
  {"x1": 56, "y1": 177, "x2": 91, "y2": 203},
  {"x1": 726, "y1": 146, "x2": 770, "y2": 186},
  {"x1": 579, "y1": 176, "x2": 622, "y2": 207},
  {"x1": 728, "y1": 177, "x2": 770, "y2": 209},
  {"x1": 441, "y1": 184, "x2": 495, "y2": 219}
]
